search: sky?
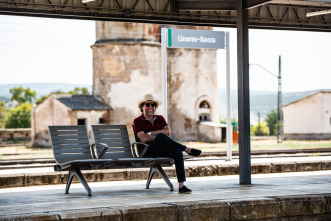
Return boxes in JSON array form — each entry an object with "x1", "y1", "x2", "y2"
[{"x1": 0, "y1": 15, "x2": 330, "y2": 93}]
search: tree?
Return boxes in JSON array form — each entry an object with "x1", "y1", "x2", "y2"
[
  {"x1": 10, "y1": 86, "x2": 36, "y2": 104},
  {"x1": 265, "y1": 109, "x2": 277, "y2": 135},
  {"x1": 5, "y1": 102, "x2": 33, "y2": 128},
  {"x1": 35, "y1": 87, "x2": 90, "y2": 105},
  {"x1": 69, "y1": 87, "x2": 90, "y2": 95},
  {"x1": 0, "y1": 101, "x2": 6, "y2": 128},
  {"x1": 251, "y1": 121, "x2": 270, "y2": 136}
]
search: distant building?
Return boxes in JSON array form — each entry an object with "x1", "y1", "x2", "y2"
[
  {"x1": 31, "y1": 95, "x2": 110, "y2": 147},
  {"x1": 282, "y1": 90, "x2": 331, "y2": 140}
]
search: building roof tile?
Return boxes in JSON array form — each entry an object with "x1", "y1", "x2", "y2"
[{"x1": 56, "y1": 95, "x2": 110, "y2": 110}]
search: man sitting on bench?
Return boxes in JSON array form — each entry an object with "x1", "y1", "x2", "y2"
[{"x1": 133, "y1": 94, "x2": 202, "y2": 194}]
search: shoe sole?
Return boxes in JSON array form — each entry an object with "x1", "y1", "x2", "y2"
[{"x1": 179, "y1": 191, "x2": 192, "y2": 194}]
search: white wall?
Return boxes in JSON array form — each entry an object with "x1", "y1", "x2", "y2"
[{"x1": 283, "y1": 92, "x2": 331, "y2": 134}]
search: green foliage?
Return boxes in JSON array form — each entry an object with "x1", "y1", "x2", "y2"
[
  {"x1": 0, "y1": 101, "x2": 7, "y2": 128},
  {"x1": 231, "y1": 118, "x2": 238, "y2": 126},
  {"x1": 10, "y1": 86, "x2": 36, "y2": 104},
  {"x1": 35, "y1": 95, "x2": 49, "y2": 105},
  {"x1": 265, "y1": 109, "x2": 278, "y2": 135},
  {"x1": 69, "y1": 87, "x2": 90, "y2": 95},
  {"x1": 220, "y1": 117, "x2": 238, "y2": 131},
  {"x1": 5, "y1": 102, "x2": 33, "y2": 128},
  {"x1": 251, "y1": 121, "x2": 270, "y2": 136},
  {"x1": 35, "y1": 87, "x2": 90, "y2": 105}
]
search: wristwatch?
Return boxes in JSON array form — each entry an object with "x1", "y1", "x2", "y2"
[{"x1": 147, "y1": 132, "x2": 152, "y2": 135}]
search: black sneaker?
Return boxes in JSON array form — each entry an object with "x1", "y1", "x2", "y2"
[
  {"x1": 179, "y1": 186, "x2": 192, "y2": 194},
  {"x1": 189, "y1": 148, "x2": 202, "y2": 157}
]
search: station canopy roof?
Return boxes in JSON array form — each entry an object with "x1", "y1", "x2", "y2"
[{"x1": 0, "y1": 0, "x2": 330, "y2": 31}]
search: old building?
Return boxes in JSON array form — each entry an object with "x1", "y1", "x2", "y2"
[
  {"x1": 31, "y1": 94, "x2": 110, "y2": 146},
  {"x1": 92, "y1": 22, "x2": 221, "y2": 142},
  {"x1": 283, "y1": 90, "x2": 331, "y2": 140}
]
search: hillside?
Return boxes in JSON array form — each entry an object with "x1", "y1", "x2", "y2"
[
  {"x1": 0, "y1": 83, "x2": 92, "y2": 98},
  {"x1": 219, "y1": 89, "x2": 323, "y2": 124}
]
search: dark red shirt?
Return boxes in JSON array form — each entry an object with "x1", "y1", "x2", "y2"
[{"x1": 133, "y1": 114, "x2": 168, "y2": 135}]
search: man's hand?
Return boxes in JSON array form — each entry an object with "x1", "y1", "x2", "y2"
[
  {"x1": 137, "y1": 131, "x2": 155, "y2": 143},
  {"x1": 137, "y1": 126, "x2": 171, "y2": 143}
]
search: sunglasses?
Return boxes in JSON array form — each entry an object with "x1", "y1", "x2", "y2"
[{"x1": 144, "y1": 103, "x2": 156, "y2": 107}]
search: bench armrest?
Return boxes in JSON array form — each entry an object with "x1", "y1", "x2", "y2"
[
  {"x1": 131, "y1": 142, "x2": 149, "y2": 158},
  {"x1": 90, "y1": 143, "x2": 108, "y2": 159}
]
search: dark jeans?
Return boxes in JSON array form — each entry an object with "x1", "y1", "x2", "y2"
[{"x1": 146, "y1": 133, "x2": 187, "y2": 183}]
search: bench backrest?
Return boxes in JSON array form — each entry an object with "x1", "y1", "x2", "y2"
[
  {"x1": 91, "y1": 125, "x2": 132, "y2": 159},
  {"x1": 49, "y1": 125, "x2": 92, "y2": 164}
]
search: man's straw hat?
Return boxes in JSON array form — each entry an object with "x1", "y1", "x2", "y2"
[{"x1": 137, "y1": 94, "x2": 159, "y2": 109}]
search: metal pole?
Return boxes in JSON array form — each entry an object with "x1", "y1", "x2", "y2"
[
  {"x1": 161, "y1": 28, "x2": 168, "y2": 122},
  {"x1": 237, "y1": 0, "x2": 251, "y2": 184},
  {"x1": 258, "y1": 112, "x2": 261, "y2": 135},
  {"x1": 225, "y1": 32, "x2": 232, "y2": 161},
  {"x1": 278, "y1": 55, "x2": 283, "y2": 143}
]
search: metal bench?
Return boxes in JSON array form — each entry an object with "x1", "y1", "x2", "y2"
[
  {"x1": 91, "y1": 125, "x2": 175, "y2": 191},
  {"x1": 49, "y1": 125, "x2": 174, "y2": 196}
]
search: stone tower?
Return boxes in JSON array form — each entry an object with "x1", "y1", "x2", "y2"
[{"x1": 92, "y1": 22, "x2": 221, "y2": 142}]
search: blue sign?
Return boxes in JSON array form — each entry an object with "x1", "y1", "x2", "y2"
[{"x1": 168, "y1": 28, "x2": 225, "y2": 49}]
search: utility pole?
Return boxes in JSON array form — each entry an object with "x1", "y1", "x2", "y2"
[
  {"x1": 277, "y1": 55, "x2": 283, "y2": 143},
  {"x1": 258, "y1": 112, "x2": 261, "y2": 135},
  {"x1": 249, "y1": 55, "x2": 283, "y2": 143}
]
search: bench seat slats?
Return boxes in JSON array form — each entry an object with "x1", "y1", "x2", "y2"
[
  {"x1": 53, "y1": 149, "x2": 91, "y2": 154},
  {"x1": 49, "y1": 125, "x2": 86, "y2": 131},
  {"x1": 51, "y1": 134, "x2": 88, "y2": 140},
  {"x1": 92, "y1": 125, "x2": 133, "y2": 159},
  {"x1": 92, "y1": 125, "x2": 127, "y2": 130},
  {"x1": 49, "y1": 130, "x2": 87, "y2": 135},
  {"x1": 94, "y1": 134, "x2": 129, "y2": 139},
  {"x1": 53, "y1": 153, "x2": 92, "y2": 162},
  {"x1": 104, "y1": 152, "x2": 133, "y2": 158},
  {"x1": 51, "y1": 139, "x2": 90, "y2": 145},
  {"x1": 102, "y1": 147, "x2": 131, "y2": 152},
  {"x1": 49, "y1": 126, "x2": 93, "y2": 165},
  {"x1": 100, "y1": 143, "x2": 131, "y2": 148},
  {"x1": 52, "y1": 143, "x2": 90, "y2": 149}
]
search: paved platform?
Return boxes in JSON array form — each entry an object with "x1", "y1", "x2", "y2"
[
  {"x1": 0, "y1": 154, "x2": 331, "y2": 220},
  {"x1": 0, "y1": 170, "x2": 330, "y2": 220}
]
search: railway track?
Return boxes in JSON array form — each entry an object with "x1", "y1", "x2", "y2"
[{"x1": 0, "y1": 148, "x2": 330, "y2": 169}]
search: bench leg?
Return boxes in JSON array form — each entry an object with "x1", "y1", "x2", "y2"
[
  {"x1": 147, "y1": 165, "x2": 174, "y2": 191},
  {"x1": 66, "y1": 168, "x2": 92, "y2": 196}
]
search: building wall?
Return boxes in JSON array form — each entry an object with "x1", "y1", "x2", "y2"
[
  {"x1": 283, "y1": 92, "x2": 331, "y2": 139},
  {"x1": 321, "y1": 93, "x2": 331, "y2": 133},
  {"x1": 0, "y1": 128, "x2": 31, "y2": 141},
  {"x1": 92, "y1": 22, "x2": 220, "y2": 141},
  {"x1": 168, "y1": 48, "x2": 219, "y2": 140},
  {"x1": 31, "y1": 95, "x2": 71, "y2": 147},
  {"x1": 31, "y1": 95, "x2": 109, "y2": 147}
]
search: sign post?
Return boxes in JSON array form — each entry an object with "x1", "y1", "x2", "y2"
[
  {"x1": 161, "y1": 28, "x2": 168, "y2": 122},
  {"x1": 162, "y1": 28, "x2": 232, "y2": 159}
]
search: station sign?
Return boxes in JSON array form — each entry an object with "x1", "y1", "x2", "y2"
[{"x1": 168, "y1": 28, "x2": 225, "y2": 49}]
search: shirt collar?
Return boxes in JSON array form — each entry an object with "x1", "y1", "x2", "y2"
[{"x1": 140, "y1": 114, "x2": 157, "y2": 123}]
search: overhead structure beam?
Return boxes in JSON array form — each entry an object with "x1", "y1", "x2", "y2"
[
  {"x1": 175, "y1": 1, "x2": 236, "y2": 10},
  {"x1": 0, "y1": 0, "x2": 330, "y2": 31}
]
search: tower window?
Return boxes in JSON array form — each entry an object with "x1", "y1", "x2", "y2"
[
  {"x1": 199, "y1": 100, "x2": 210, "y2": 108},
  {"x1": 198, "y1": 100, "x2": 211, "y2": 122}
]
